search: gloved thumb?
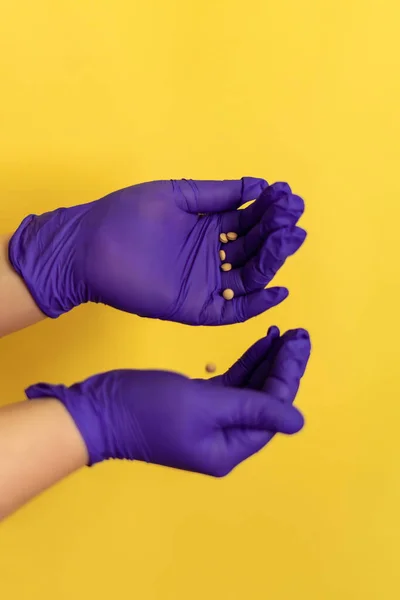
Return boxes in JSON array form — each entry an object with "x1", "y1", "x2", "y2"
[
  {"x1": 211, "y1": 387, "x2": 304, "y2": 476},
  {"x1": 218, "y1": 387, "x2": 304, "y2": 434}
]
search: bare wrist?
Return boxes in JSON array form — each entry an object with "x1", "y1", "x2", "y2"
[{"x1": 0, "y1": 234, "x2": 46, "y2": 337}]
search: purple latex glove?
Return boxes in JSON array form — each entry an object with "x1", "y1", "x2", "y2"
[
  {"x1": 9, "y1": 178, "x2": 306, "y2": 325},
  {"x1": 26, "y1": 328, "x2": 311, "y2": 476}
]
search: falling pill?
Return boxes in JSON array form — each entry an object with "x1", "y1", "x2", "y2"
[
  {"x1": 219, "y1": 233, "x2": 228, "y2": 244},
  {"x1": 205, "y1": 362, "x2": 217, "y2": 373},
  {"x1": 219, "y1": 249, "x2": 226, "y2": 261},
  {"x1": 223, "y1": 288, "x2": 234, "y2": 300},
  {"x1": 227, "y1": 232, "x2": 238, "y2": 241},
  {"x1": 221, "y1": 263, "x2": 232, "y2": 272}
]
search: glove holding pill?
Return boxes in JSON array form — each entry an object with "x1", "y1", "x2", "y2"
[
  {"x1": 26, "y1": 328, "x2": 310, "y2": 475},
  {"x1": 9, "y1": 178, "x2": 306, "y2": 325}
]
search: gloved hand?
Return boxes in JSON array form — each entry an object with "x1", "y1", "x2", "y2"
[
  {"x1": 9, "y1": 178, "x2": 305, "y2": 325},
  {"x1": 26, "y1": 328, "x2": 311, "y2": 476}
]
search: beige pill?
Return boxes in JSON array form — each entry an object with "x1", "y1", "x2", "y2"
[
  {"x1": 205, "y1": 362, "x2": 217, "y2": 374},
  {"x1": 219, "y1": 233, "x2": 228, "y2": 244},
  {"x1": 221, "y1": 263, "x2": 232, "y2": 272},
  {"x1": 219, "y1": 249, "x2": 226, "y2": 261},
  {"x1": 227, "y1": 231, "x2": 238, "y2": 241},
  {"x1": 222, "y1": 288, "x2": 234, "y2": 300}
]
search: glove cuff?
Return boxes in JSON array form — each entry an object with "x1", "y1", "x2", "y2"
[{"x1": 9, "y1": 210, "x2": 89, "y2": 318}]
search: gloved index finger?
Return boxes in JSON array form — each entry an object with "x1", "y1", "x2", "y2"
[{"x1": 221, "y1": 326, "x2": 280, "y2": 387}]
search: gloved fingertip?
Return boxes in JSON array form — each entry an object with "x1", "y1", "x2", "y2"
[
  {"x1": 267, "y1": 325, "x2": 280, "y2": 337},
  {"x1": 285, "y1": 407, "x2": 305, "y2": 434},
  {"x1": 273, "y1": 286, "x2": 289, "y2": 301},
  {"x1": 282, "y1": 328, "x2": 310, "y2": 342},
  {"x1": 285, "y1": 333, "x2": 311, "y2": 357},
  {"x1": 290, "y1": 226, "x2": 307, "y2": 244},
  {"x1": 275, "y1": 226, "x2": 306, "y2": 258},
  {"x1": 293, "y1": 327, "x2": 310, "y2": 339},
  {"x1": 241, "y1": 177, "x2": 269, "y2": 202},
  {"x1": 291, "y1": 194, "x2": 305, "y2": 215},
  {"x1": 269, "y1": 181, "x2": 293, "y2": 195}
]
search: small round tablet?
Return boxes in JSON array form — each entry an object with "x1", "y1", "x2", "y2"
[
  {"x1": 219, "y1": 249, "x2": 226, "y2": 261},
  {"x1": 205, "y1": 362, "x2": 217, "y2": 373},
  {"x1": 221, "y1": 263, "x2": 232, "y2": 272},
  {"x1": 219, "y1": 233, "x2": 228, "y2": 244},
  {"x1": 222, "y1": 288, "x2": 234, "y2": 300},
  {"x1": 227, "y1": 232, "x2": 238, "y2": 241}
]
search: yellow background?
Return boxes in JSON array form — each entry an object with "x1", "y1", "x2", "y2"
[{"x1": 0, "y1": 1, "x2": 399, "y2": 598}]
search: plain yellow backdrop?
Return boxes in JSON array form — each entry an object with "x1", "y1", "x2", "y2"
[{"x1": 1, "y1": 1, "x2": 399, "y2": 598}]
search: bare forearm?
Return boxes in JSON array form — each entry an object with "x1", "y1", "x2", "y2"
[
  {"x1": 0, "y1": 399, "x2": 88, "y2": 520},
  {"x1": 0, "y1": 234, "x2": 45, "y2": 337}
]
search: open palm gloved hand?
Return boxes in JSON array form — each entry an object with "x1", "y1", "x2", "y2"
[
  {"x1": 26, "y1": 328, "x2": 311, "y2": 476},
  {"x1": 9, "y1": 178, "x2": 306, "y2": 325}
]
